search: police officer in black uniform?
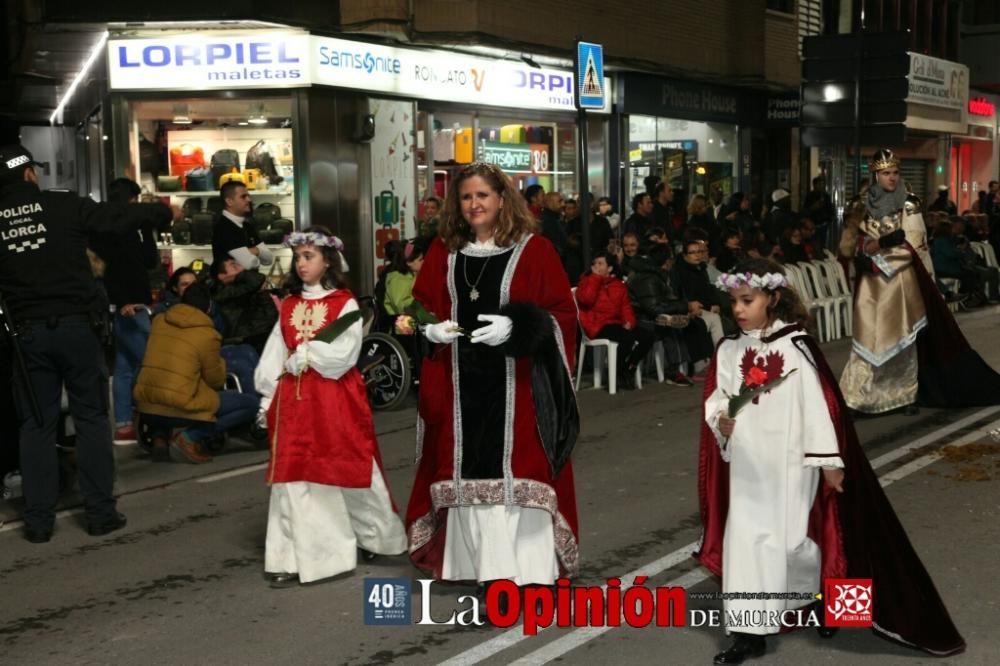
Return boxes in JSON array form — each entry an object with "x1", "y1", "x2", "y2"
[{"x1": 0, "y1": 144, "x2": 167, "y2": 543}]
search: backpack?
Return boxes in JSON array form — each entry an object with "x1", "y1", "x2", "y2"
[{"x1": 210, "y1": 149, "x2": 241, "y2": 189}]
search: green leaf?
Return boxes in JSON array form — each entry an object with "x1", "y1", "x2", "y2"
[
  {"x1": 404, "y1": 301, "x2": 440, "y2": 326},
  {"x1": 727, "y1": 368, "x2": 798, "y2": 417},
  {"x1": 311, "y1": 310, "x2": 363, "y2": 344}
]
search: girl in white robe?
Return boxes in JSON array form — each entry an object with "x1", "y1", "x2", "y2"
[{"x1": 703, "y1": 258, "x2": 844, "y2": 664}]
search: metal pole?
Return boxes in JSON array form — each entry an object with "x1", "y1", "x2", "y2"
[
  {"x1": 578, "y1": 107, "x2": 591, "y2": 263},
  {"x1": 853, "y1": 1, "x2": 866, "y2": 194}
]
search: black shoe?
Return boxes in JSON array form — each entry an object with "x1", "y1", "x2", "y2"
[
  {"x1": 903, "y1": 403, "x2": 920, "y2": 416},
  {"x1": 360, "y1": 548, "x2": 377, "y2": 562},
  {"x1": 87, "y1": 512, "x2": 127, "y2": 537},
  {"x1": 813, "y1": 601, "x2": 838, "y2": 638},
  {"x1": 24, "y1": 526, "x2": 52, "y2": 544},
  {"x1": 713, "y1": 634, "x2": 766, "y2": 665},
  {"x1": 265, "y1": 572, "x2": 300, "y2": 588}
]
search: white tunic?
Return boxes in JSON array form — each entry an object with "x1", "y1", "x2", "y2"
[
  {"x1": 704, "y1": 321, "x2": 844, "y2": 635},
  {"x1": 255, "y1": 284, "x2": 407, "y2": 582}
]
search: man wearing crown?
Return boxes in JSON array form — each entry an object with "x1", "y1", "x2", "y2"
[{"x1": 840, "y1": 149, "x2": 1000, "y2": 414}]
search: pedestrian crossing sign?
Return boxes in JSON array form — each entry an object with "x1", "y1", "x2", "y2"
[{"x1": 576, "y1": 41, "x2": 605, "y2": 110}]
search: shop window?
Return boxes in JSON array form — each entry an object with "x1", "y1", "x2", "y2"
[
  {"x1": 127, "y1": 96, "x2": 297, "y2": 242},
  {"x1": 416, "y1": 110, "x2": 578, "y2": 204},
  {"x1": 628, "y1": 115, "x2": 737, "y2": 209}
]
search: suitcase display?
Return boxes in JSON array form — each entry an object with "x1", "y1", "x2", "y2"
[
  {"x1": 454, "y1": 128, "x2": 473, "y2": 164},
  {"x1": 184, "y1": 167, "x2": 212, "y2": 192},
  {"x1": 157, "y1": 175, "x2": 181, "y2": 192},
  {"x1": 258, "y1": 218, "x2": 293, "y2": 244},
  {"x1": 433, "y1": 129, "x2": 455, "y2": 162},
  {"x1": 191, "y1": 212, "x2": 215, "y2": 245},
  {"x1": 375, "y1": 191, "x2": 399, "y2": 227},
  {"x1": 243, "y1": 168, "x2": 263, "y2": 190},
  {"x1": 252, "y1": 202, "x2": 281, "y2": 228},
  {"x1": 210, "y1": 149, "x2": 241, "y2": 189},
  {"x1": 375, "y1": 227, "x2": 400, "y2": 259},
  {"x1": 500, "y1": 124, "x2": 526, "y2": 144},
  {"x1": 219, "y1": 172, "x2": 246, "y2": 187},
  {"x1": 170, "y1": 219, "x2": 192, "y2": 245},
  {"x1": 169, "y1": 145, "x2": 206, "y2": 189}
]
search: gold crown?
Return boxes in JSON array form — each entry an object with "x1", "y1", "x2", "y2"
[{"x1": 870, "y1": 149, "x2": 900, "y2": 172}]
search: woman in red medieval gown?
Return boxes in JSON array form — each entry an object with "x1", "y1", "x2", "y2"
[{"x1": 405, "y1": 163, "x2": 581, "y2": 590}]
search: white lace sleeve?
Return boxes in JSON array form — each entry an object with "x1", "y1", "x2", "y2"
[
  {"x1": 254, "y1": 321, "x2": 286, "y2": 411},
  {"x1": 304, "y1": 299, "x2": 363, "y2": 380}
]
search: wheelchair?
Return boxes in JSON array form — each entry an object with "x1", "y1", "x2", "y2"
[{"x1": 356, "y1": 296, "x2": 414, "y2": 411}]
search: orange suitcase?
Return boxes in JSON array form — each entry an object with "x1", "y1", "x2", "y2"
[{"x1": 454, "y1": 128, "x2": 474, "y2": 164}]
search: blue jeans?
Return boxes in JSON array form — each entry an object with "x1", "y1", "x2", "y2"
[
  {"x1": 113, "y1": 310, "x2": 151, "y2": 426},
  {"x1": 140, "y1": 390, "x2": 260, "y2": 441},
  {"x1": 221, "y1": 344, "x2": 260, "y2": 397}
]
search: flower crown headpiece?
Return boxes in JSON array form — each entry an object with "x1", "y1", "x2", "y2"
[
  {"x1": 285, "y1": 231, "x2": 345, "y2": 252},
  {"x1": 715, "y1": 271, "x2": 787, "y2": 291}
]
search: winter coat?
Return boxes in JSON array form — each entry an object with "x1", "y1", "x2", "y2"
[
  {"x1": 134, "y1": 304, "x2": 225, "y2": 422},
  {"x1": 575, "y1": 272, "x2": 636, "y2": 339},
  {"x1": 626, "y1": 257, "x2": 688, "y2": 320},
  {"x1": 212, "y1": 269, "x2": 278, "y2": 344},
  {"x1": 672, "y1": 259, "x2": 720, "y2": 308}
]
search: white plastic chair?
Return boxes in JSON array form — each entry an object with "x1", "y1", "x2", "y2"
[
  {"x1": 572, "y1": 287, "x2": 643, "y2": 395},
  {"x1": 784, "y1": 263, "x2": 835, "y2": 342},
  {"x1": 803, "y1": 261, "x2": 849, "y2": 339},
  {"x1": 820, "y1": 258, "x2": 853, "y2": 335}
]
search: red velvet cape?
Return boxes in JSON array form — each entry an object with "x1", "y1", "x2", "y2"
[
  {"x1": 265, "y1": 290, "x2": 388, "y2": 491},
  {"x1": 696, "y1": 326, "x2": 965, "y2": 656},
  {"x1": 405, "y1": 235, "x2": 580, "y2": 578}
]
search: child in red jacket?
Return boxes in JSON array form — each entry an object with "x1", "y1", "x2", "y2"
[{"x1": 576, "y1": 253, "x2": 654, "y2": 389}]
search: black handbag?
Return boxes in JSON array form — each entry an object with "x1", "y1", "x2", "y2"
[
  {"x1": 258, "y1": 218, "x2": 293, "y2": 244},
  {"x1": 191, "y1": 212, "x2": 214, "y2": 245}
]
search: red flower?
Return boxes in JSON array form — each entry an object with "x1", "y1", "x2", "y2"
[{"x1": 745, "y1": 366, "x2": 769, "y2": 388}]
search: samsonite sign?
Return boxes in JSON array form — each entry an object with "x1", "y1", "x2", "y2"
[
  {"x1": 109, "y1": 32, "x2": 311, "y2": 89},
  {"x1": 311, "y1": 36, "x2": 610, "y2": 112},
  {"x1": 108, "y1": 32, "x2": 610, "y2": 113}
]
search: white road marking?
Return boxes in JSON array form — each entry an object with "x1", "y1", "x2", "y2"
[
  {"x1": 439, "y1": 413, "x2": 1000, "y2": 666},
  {"x1": 196, "y1": 462, "x2": 269, "y2": 483}
]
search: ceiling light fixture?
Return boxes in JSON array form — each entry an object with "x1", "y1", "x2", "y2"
[
  {"x1": 248, "y1": 115, "x2": 268, "y2": 125},
  {"x1": 50, "y1": 31, "x2": 109, "y2": 125},
  {"x1": 172, "y1": 104, "x2": 193, "y2": 124}
]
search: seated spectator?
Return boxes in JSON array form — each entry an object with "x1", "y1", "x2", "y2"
[
  {"x1": 613, "y1": 231, "x2": 645, "y2": 275},
  {"x1": 384, "y1": 238, "x2": 427, "y2": 315},
  {"x1": 576, "y1": 253, "x2": 654, "y2": 389},
  {"x1": 777, "y1": 224, "x2": 810, "y2": 265},
  {"x1": 624, "y1": 191, "x2": 654, "y2": 239},
  {"x1": 626, "y1": 245, "x2": 696, "y2": 385},
  {"x1": 419, "y1": 196, "x2": 443, "y2": 239},
  {"x1": 134, "y1": 283, "x2": 259, "y2": 463},
  {"x1": 672, "y1": 239, "x2": 730, "y2": 347},
  {"x1": 800, "y1": 216, "x2": 820, "y2": 259},
  {"x1": 714, "y1": 228, "x2": 746, "y2": 273},
  {"x1": 720, "y1": 192, "x2": 755, "y2": 236},
  {"x1": 938, "y1": 219, "x2": 998, "y2": 304},
  {"x1": 212, "y1": 258, "x2": 279, "y2": 353},
  {"x1": 597, "y1": 196, "x2": 621, "y2": 231}
]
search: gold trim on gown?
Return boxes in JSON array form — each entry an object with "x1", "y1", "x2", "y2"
[{"x1": 840, "y1": 207, "x2": 927, "y2": 413}]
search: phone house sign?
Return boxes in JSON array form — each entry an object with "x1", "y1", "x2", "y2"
[{"x1": 108, "y1": 32, "x2": 611, "y2": 113}]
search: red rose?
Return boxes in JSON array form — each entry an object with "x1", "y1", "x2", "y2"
[{"x1": 745, "y1": 366, "x2": 768, "y2": 388}]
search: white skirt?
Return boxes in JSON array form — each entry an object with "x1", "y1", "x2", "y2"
[
  {"x1": 265, "y1": 461, "x2": 407, "y2": 583},
  {"x1": 442, "y1": 505, "x2": 559, "y2": 586}
]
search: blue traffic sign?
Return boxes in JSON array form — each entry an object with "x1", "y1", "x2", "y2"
[{"x1": 576, "y1": 41, "x2": 605, "y2": 110}]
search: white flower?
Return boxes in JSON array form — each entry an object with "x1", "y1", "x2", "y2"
[{"x1": 715, "y1": 271, "x2": 788, "y2": 292}]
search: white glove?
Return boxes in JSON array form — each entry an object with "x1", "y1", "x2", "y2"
[
  {"x1": 284, "y1": 344, "x2": 309, "y2": 375},
  {"x1": 424, "y1": 319, "x2": 462, "y2": 344},
  {"x1": 470, "y1": 314, "x2": 513, "y2": 347},
  {"x1": 255, "y1": 407, "x2": 268, "y2": 429}
]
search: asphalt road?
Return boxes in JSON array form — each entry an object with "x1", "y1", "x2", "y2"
[{"x1": 2, "y1": 309, "x2": 999, "y2": 666}]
